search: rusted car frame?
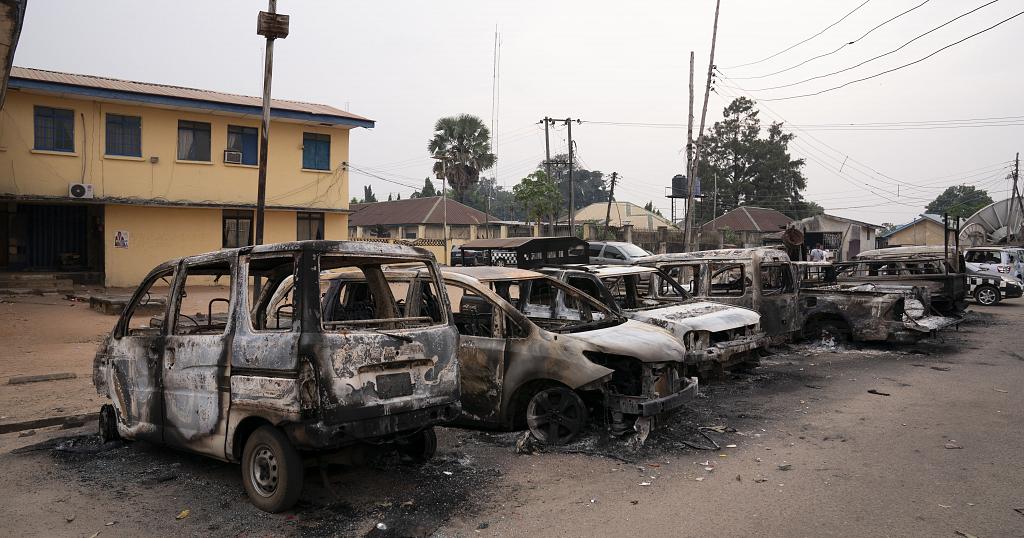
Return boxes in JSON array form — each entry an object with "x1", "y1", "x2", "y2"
[
  {"x1": 837, "y1": 246, "x2": 968, "y2": 315},
  {"x1": 539, "y1": 264, "x2": 768, "y2": 375},
  {"x1": 93, "y1": 241, "x2": 461, "y2": 512}
]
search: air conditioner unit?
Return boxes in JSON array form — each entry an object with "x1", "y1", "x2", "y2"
[
  {"x1": 69, "y1": 183, "x2": 94, "y2": 199},
  {"x1": 224, "y1": 150, "x2": 243, "y2": 164}
]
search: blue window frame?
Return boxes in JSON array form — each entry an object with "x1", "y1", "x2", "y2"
[
  {"x1": 34, "y1": 106, "x2": 75, "y2": 152},
  {"x1": 227, "y1": 125, "x2": 258, "y2": 165},
  {"x1": 302, "y1": 132, "x2": 331, "y2": 170},
  {"x1": 105, "y1": 114, "x2": 142, "y2": 157},
  {"x1": 177, "y1": 120, "x2": 211, "y2": 161}
]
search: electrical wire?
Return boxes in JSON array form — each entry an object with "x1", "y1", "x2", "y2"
[{"x1": 723, "y1": 0, "x2": 872, "y2": 69}]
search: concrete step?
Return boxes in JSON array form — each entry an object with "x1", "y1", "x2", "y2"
[{"x1": 0, "y1": 278, "x2": 75, "y2": 290}]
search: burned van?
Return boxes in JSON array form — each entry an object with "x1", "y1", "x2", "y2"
[
  {"x1": 641, "y1": 248, "x2": 803, "y2": 340},
  {"x1": 838, "y1": 246, "x2": 968, "y2": 314},
  {"x1": 539, "y1": 265, "x2": 767, "y2": 375},
  {"x1": 92, "y1": 241, "x2": 460, "y2": 512}
]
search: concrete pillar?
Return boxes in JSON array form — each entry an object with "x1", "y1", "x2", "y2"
[
  {"x1": 397, "y1": 225, "x2": 405, "y2": 240},
  {"x1": 417, "y1": 224, "x2": 427, "y2": 239},
  {"x1": 355, "y1": 225, "x2": 365, "y2": 238},
  {"x1": 469, "y1": 224, "x2": 478, "y2": 240},
  {"x1": 500, "y1": 224, "x2": 509, "y2": 239},
  {"x1": 582, "y1": 223, "x2": 595, "y2": 240},
  {"x1": 623, "y1": 224, "x2": 633, "y2": 244},
  {"x1": 657, "y1": 226, "x2": 668, "y2": 254},
  {"x1": 533, "y1": 222, "x2": 541, "y2": 237}
]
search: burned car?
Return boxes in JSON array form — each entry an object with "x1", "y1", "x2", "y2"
[
  {"x1": 92, "y1": 241, "x2": 461, "y2": 512},
  {"x1": 539, "y1": 265, "x2": 767, "y2": 375},
  {"x1": 640, "y1": 248, "x2": 803, "y2": 341},
  {"x1": 838, "y1": 246, "x2": 968, "y2": 314}
]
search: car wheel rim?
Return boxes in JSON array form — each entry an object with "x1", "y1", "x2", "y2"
[
  {"x1": 527, "y1": 389, "x2": 584, "y2": 445},
  {"x1": 979, "y1": 289, "x2": 996, "y2": 304},
  {"x1": 249, "y1": 444, "x2": 279, "y2": 497}
]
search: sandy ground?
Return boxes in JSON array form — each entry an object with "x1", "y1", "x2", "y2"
[{"x1": 0, "y1": 296, "x2": 1022, "y2": 537}]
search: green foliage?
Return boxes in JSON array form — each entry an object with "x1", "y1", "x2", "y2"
[
  {"x1": 460, "y1": 176, "x2": 519, "y2": 221},
  {"x1": 428, "y1": 114, "x2": 496, "y2": 202},
  {"x1": 411, "y1": 177, "x2": 437, "y2": 198},
  {"x1": 362, "y1": 185, "x2": 378, "y2": 203},
  {"x1": 925, "y1": 185, "x2": 993, "y2": 219},
  {"x1": 540, "y1": 154, "x2": 609, "y2": 210},
  {"x1": 644, "y1": 201, "x2": 664, "y2": 217},
  {"x1": 513, "y1": 171, "x2": 562, "y2": 226},
  {"x1": 693, "y1": 97, "x2": 815, "y2": 223}
]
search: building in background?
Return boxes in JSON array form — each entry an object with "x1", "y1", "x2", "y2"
[
  {"x1": 574, "y1": 201, "x2": 675, "y2": 231},
  {"x1": 878, "y1": 214, "x2": 951, "y2": 248},
  {"x1": 348, "y1": 196, "x2": 500, "y2": 263},
  {"x1": 699, "y1": 206, "x2": 793, "y2": 248},
  {"x1": 793, "y1": 213, "x2": 881, "y2": 261},
  {"x1": 0, "y1": 67, "x2": 372, "y2": 286}
]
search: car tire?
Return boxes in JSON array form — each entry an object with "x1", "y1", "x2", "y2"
[
  {"x1": 526, "y1": 387, "x2": 588, "y2": 445},
  {"x1": 494, "y1": 258, "x2": 507, "y2": 267},
  {"x1": 804, "y1": 318, "x2": 850, "y2": 343},
  {"x1": 241, "y1": 425, "x2": 304, "y2": 513},
  {"x1": 98, "y1": 404, "x2": 120, "y2": 443},
  {"x1": 974, "y1": 285, "x2": 1000, "y2": 306},
  {"x1": 396, "y1": 427, "x2": 438, "y2": 464}
]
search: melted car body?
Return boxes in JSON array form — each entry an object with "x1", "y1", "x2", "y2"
[{"x1": 92, "y1": 241, "x2": 460, "y2": 512}]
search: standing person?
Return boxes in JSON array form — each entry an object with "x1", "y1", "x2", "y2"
[{"x1": 809, "y1": 243, "x2": 826, "y2": 262}]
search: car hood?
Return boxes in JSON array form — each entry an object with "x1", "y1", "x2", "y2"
[
  {"x1": 627, "y1": 301, "x2": 760, "y2": 338},
  {"x1": 567, "y1": 319, "x2": 687, "y2": 363}
]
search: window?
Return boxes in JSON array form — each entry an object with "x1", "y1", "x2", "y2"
[
  {"x1": 761, "y1": 264, "x2": 794, "y2": 295},
  {"x1": 123, "y1": 269, "x2": 174, "y2": 336},
  {"x1": 177, "y1": 120, "x2": 211, "y2": 161},
  {"x1": 665, "y1": 264, "x2": 701, "y2": 295},
  {"x1": 965, "y1": 251, "x2": 1000, "y2": 264},
  {"x1": 588, "y1": 244, "x2": 603, "y2": 257},
  {"x1": 318, "y1": 257, "x2": 445, "y2": 331},
  {"x1": 105, "y1": 114, "x2": 141, "y2": 157},
  {"x1": 223, "y1": 210, "x2": 254, "y2": 248},
  {"x1": 34, "y1": 106, "x2": 75, "y2": 152},
  {"x1": 172, "y1": 261, "x2": 232, "y2": 335},
  {"x1": 227, "y1": 125, "x2": 258, "y2": 165},
  {"x1": 249, "y1": 255, "x2": 299, "y2": 331},
  {"x1": 302, "y1": 132, "x2": 331, "y2": 170},
  {"x1": 297, "y1": 211, "x2": 325, "y2": 241},
  {"x1": 604, "y1": 246, "x2": 624, "y2": 260},
  {"x1": 709, "y1": 263, "x2": 746, "y2": 297},
  {"x1": 404, "y1": 230, "x2": 418, "y2": 240}
]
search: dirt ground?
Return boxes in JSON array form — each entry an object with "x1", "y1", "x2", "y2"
[{"x1": 1, "y1": 294, "x2": 1023, "y2": 537}]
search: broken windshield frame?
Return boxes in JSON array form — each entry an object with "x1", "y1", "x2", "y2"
[{"x1": 485, "y1": 276, "x2": 626, "y2": 332}]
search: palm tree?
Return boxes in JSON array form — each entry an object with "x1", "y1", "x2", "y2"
[{"x1": 427, "y1": 114, "x2": 496, "y2": 202}]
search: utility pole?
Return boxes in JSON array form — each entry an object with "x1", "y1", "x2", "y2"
[
  {"x1": 254, "y1": 1, "x2": 289, "y2": 246},
  {"x1": 1011, "y1": 152, "x2": 1023, "y2": 241},
  {"x1": 681, "y1": 50, "x2": 695, "y2": 232},
  {"x1": 543, "y1": 117, "x2": 552, "y2": 181},
  {"x1": 686, "y1": 0, "x2": 721, "y2": 251},
  {"x1": 566, "y1": 118, "x2": 575, "y2": 233},
  {"x1": 712, "y1": 171, "x2": 718, "y2": 223},
  {"x1": 605, "y1": 172, "x2": 618, "y2": 238}
]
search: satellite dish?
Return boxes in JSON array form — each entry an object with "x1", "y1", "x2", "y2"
[{"x1": 782, "y1": 227, "x2": 804, "y2": 247}]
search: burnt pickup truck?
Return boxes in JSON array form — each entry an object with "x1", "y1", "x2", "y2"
[
  {"x1": 93, "y1": 241, "x2": 461, "y2": 512},
  {"x1": 539, "y1": 265, "x2": 767, "y2": 375},
  {"x1": 837, "y1": 246, "x2": 969, "y2": 315}
]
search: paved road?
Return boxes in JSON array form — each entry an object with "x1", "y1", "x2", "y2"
[{"x1": 1, "y1": 304, "x2": 1021, "y2": 537}]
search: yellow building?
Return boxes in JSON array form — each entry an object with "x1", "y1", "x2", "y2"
[
  {"x1": 574, "y1": 201, "x2": 675, "y2": 231},
  {"x1": 0, "y1": 67, "x2": 372, "y2": 286},
  {"x1": 879, "y1": 214, "x2": 951, "y2": 248}
]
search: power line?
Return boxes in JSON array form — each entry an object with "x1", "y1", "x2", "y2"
[
  {"x1": 723, "y1": 0, "x2": 871, "y2": 69},
  {"x1": 731, "y1": 3, "x2": 1018, "y2": 100},
  {"x1": 730, "y1": 0, "x2": 931, "y2": 80}
]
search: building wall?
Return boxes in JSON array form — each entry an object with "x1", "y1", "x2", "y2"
[
  {"x1": 575, "y1": 202, "x2": 675, "y2": 231},
  {"x1": 797, "y1": 215, "x2": 878, "y2": 260},
  {"x1": 104, "y1": 205, "x2": 349, "y2": 287},
  {"x1": 885, "y1": 220, "x2": 946, "y2": 247},
  {"x1": 0, "y1": 90, "x2": 350, "y2": 210}
]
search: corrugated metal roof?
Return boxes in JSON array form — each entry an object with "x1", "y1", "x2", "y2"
[
  {"x1": 701, "y1": 206, "x2": 793, "y2": 232},
  {"x1": 349, "y1": 197, "x2": 498, "y2": 226},
  {"x1": 9, "y1": 66, "x2": 372, "y2": 123}
]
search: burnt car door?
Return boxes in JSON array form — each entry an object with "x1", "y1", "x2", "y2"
[
  {"x1": 758, "y1": 263, "x2": 801, "y2": 336},
  {"x1": 445, "y1": 280, "x2": 508, "y2": 423},
  {"x1": 101, "y1": 267, "x2": 176, "y2": 443},
  {"x1": 161, "y1": 257, "x2": 235, "y2": 457}
]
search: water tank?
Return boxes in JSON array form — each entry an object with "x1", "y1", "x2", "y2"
[{"x1": 671, "y1": 174, "x2": 700, "y2": 198}]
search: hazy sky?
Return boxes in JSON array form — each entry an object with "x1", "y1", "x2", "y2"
[{"x1": 14, "y1": 0, "x2": 1024, "y2": 224}]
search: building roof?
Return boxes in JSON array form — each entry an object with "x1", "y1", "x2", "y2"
[
  {"x1": 349, "y1": 196, "x2": 499, "y2": 227},
  {"x1": 700, "y1": 206, "x2": 793, "y2": 232},
  {"x1": 879, "y1": 213, "x2": 944, "y2": 239},
  {"x1": 8, "y1": 66, "x2": 374, "y2": 128},
  {"x1": 574, "y1": 201, "x2": 676, "y2": 230}
]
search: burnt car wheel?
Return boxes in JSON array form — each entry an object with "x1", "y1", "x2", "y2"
[
  {"x1": 98, "y1": 404, "x2": 120, "y2": 443},
  {"x1": 526, "y1": 387, "x2": 588, "y2": 445},
  {"x1": 396, "y1": 427, "x2": 437, "y2": 464},
  {"x1": 974, "y1": 285, "x2": 1000, "y2": 306},
  {"x1": 242, "y1": 425, "x2": 304, "y2": 513},
  {"x1": 805, "y1": 318, "x2": 850, "y2": 343}
]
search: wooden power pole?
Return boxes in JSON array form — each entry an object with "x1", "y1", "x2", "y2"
[
  {"x1": 686, "y1": 0, "x2": 721, "y2": 251},
  {"x1": 682, "y1": 50, "x2": 695, "y2": 245},
  {"x1": 605, "y1": 172, "x2": 618, "y2": 238},
  {"x1": 254, "y1": 1, "x2": 289, "y2": 246}
]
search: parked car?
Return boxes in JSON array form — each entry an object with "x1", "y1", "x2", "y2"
[
  {"x1": 640, "y1": 247, "x2": 803, "y2": 340},
  {"x1": 92, "y1": 241, "x2": 461, "y2": 512},
  {"x1": 451, "y1": 245, "x2": 481, "y2": 266},
  {"x1": 837, "y1": 246, "x2": 968, "y2": 314},
  {"x1": 406, "y1": 266, "x2": 696, "y2": 440},
  {"x1": 963, "y1": 246, "x2": 1024, "y2": 305},
  {"x1": 539, "y1": 264, "x2": 767, "y2": 376},
  {"x1": 587, "y1": 241, "x2": 652, "y2": 265}
]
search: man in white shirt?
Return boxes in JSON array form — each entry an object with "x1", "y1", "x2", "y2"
[{"x1": 809, "y1": 244, "x2": 826, "y2": 262}]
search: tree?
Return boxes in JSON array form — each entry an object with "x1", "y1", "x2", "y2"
[
  {"x1": 925, "y1": 185, "x2": 993, "y2": 219},
  {"x1": 513, "y1": 171, "x2": 561, "y2": 231},
  {"x1": 427, "y1": 114, "x2": 496, "y2": 202},
  {"x1": 461, "y1": 176, "x2": 518, "y2": 221},
  {"x1": 362, "y1": 185, "x2": 378, "y2": 203},
  {"x1": 411, "y1": 177, "x2": 437, "y2": 198},
  {"x1": 644, "y1": 201, "x2": 664, "y2": 217},
  {"x1": 540, "y1": 154, "x2": 608, "y2": 213},
  {"x1": 387, "y1": 193, "x2": 393, "y2": 201},
  {"x1": 692, "y1": 97, "x2": 818, "y2": 223}
]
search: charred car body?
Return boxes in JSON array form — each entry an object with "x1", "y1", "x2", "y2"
[
  {"x1": 539, "y1": 265, "x2": 767, "y2": 375},
  {"x1": 837, "y1": 246, "x2": 969, "y2": 315},
  {"x1": 92, "y1": 241, "x2": 461, "y2": 512}
]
